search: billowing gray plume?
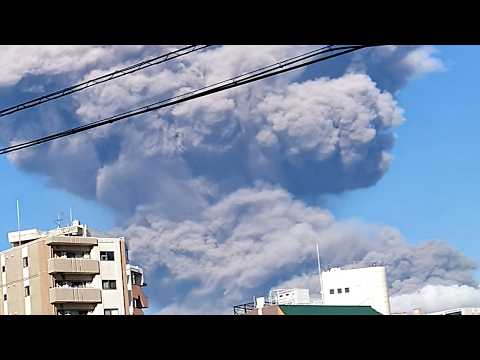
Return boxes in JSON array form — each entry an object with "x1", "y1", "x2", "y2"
[{"x1": 0, "y1": 45, "x2": 471, "y2": 314}]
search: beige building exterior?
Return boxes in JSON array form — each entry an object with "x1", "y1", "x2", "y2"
[{"x1": 0, "y1": 220, "x2": 148, "y2": 315}]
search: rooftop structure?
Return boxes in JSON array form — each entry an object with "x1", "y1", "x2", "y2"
[
  {"x1": 427, "y1": 307, "x2": 480, "y2": 315},
  {"x1": 246, "y1": 304, "x2": 382, "y2": 315},
  {"x1": 233, "y1": 265, "x2": 391, "y2": 315},
  {"x1": 321, "y1": 265, "x2": 391, "y2": 315}
]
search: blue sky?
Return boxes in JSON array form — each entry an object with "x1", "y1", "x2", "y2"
[
  {"x1": 0, "y1": 158, "x2": 114, "y2": 248},
  {"x1": 0, "y1": 45, "x2": 479, "y2": 282}
]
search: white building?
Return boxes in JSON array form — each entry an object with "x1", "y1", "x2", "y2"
[{"x1": 321, "y1": 265, "x2": 391, "y2": 315}]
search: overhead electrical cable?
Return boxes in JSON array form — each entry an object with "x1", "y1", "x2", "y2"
[
  {"x1": 0, "y1": 45, "x2": 210, "y2": 118},
  {"x1": 0, "y1": 45, "x2": 371, "y2": 155}
]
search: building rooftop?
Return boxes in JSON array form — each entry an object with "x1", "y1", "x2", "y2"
[{"x1": 278, "y1": 305, "x2": 382, "y2": 315}]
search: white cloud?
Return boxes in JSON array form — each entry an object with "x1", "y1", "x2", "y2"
[
  {"x1": 390, "y1": 284, "x2": 480, "y2": 313},
  {"x1": 401, "y1": 46, "x2": 446, "y2": 76},
  {"x1": 0, "y1": 45, "x2": 151, "y2": 87}
]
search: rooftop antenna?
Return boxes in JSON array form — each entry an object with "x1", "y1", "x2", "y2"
[
  {"x1": 55, "y1": 212, "x2": 64, "y2": 229},
  {"x1": 16, "y1": 200, "x2": 21, "y2": 246},
  {"x1": 316, "y1": 241, "x2": 324, "y2": 304},
  {"x1": 69, "y1": 208, "x2": 73, "y2": 225}
]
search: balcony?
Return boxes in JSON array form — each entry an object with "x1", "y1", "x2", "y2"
[
  {"x1": 49, "y1": 287, "x2": 102, "y2": 304},
  {"x1": 132, "y1": 285, "x2": 149, "y2": 309},
  {"x1": 48, "y1": 258, "x2": 100, "y2": 274},
  {"x1": 45, "y1": 236, "x2": 98, "y2": 246}
]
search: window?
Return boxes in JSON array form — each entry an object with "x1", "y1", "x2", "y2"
[
  {"x1": 104, "y1": 308, "x2": 119, "y2": 315},
  {"x1": 3, "y1": 294, "x2": 6, "y2": 301},
  {"x1": 102, "y1": 280, "x2": 117, "y2": 290},
  {"x1": 58, "y1": 310, "x2": 88, "y2": 315},
  {"x1": 22, "y1": 257, "x2": 28, "y2": 268},
  {"x1": 337, "y1": 288, "x2": 342, "y2": 294},
  {"x1": 329, "y1": 289, "x2": 334, "y2": 294},
  {"x1": 24, "y1": 286, "x2": 30, "y2": 297},
  {"x1": 1, "y1": 266, "x2": 5, "y2": 272},
  {"x1": 56, "y1": 280, "x2": 88, "y2": 288},
  {"x1": 100, "y1": 251, "x2": 115, "y2": 261},
  {"x1": 345, "y1": 287, "x2": 350, "y2": 293},
  {"x1": 54, "y1": 251, "x2": 65, "y2": 258},
  {"x1": 55, "y1": 250, "x2": 89, "y2": 259},
  {"x1": 132, "y1": 272, "x2": 143, "y2": 286},
  {"x1": 133, "y1": 297, "x2": 142, "y2": 309}
]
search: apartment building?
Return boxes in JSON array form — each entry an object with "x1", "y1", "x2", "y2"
[{"x1": 0, "y1": 220, "x2": 148, "y2": 315}]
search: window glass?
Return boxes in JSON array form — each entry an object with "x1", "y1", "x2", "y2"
[
  {"x1": 345, "y1": 287, "x2": 350, "y2": 293},
  {"x1": 100, "y1": 251, "x2": 115, "y2": 261},
  {"x1": 22, "y1": 257, "x2": 28, "y2": 268},
  {"x1": 102, "y1": 280, "x2": 117, "y2": 290},
  {"x1": 133, "y1": 298, "x2": 142, "y2": 309},
  {"x1": 337, "y1": 288, "x2": 342, "y2": 294},
  {"x1": 24, "y1": 286, "x2": 30, "y2": 297},
  {"x1": 132, "y1": 272, "x2": 143, "y2": 286},
  {"x1": 329, "y1": 289, "x2": 334, "y2": 294}
]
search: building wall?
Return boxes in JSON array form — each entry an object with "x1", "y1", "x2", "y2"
[
  {"x1": 247, "y1": 305, "x2": 284, "y2": 315},
  {"x1": 91, "y1": 238, "x2": 128, "y2": 315},
  {"x1": 0, "y1": 224, "x2": 146, "y2": 315},
  {"x1": 28, "y1": 240, "x2": 54, "y2": 315},
  {"x1": 268, "y1": 288, "x2": 310, "y2": 305},
  {"x1": 0, "y1": 239, "x2": 55, "y2": 315},
  {"x1": 119, "y1": 240, "x2": 130, "y2": 314},
  {"x1": 321, "y1": 266, "x2": 391, "y2": 315},
  {"x1": 4, "y1": 246, "x2": 24, "y2": 315},
  {"x1": 0, "y1": 254, "x2": 5, "y2": 315}
]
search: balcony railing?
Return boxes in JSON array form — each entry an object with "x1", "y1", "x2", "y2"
[
  {"x1": 48, "y1": 258, "x2": 100, "y2": 274},
  {"x1": 45, "y1": 236, "x2": 98, "y2": 246},
  {"x1": 49, "y1": 287, "x2": 102, "y2": 304}
]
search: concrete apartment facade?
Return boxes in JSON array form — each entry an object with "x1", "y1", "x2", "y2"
[{"x1": 0, "y1": 220, "x2": 148, "y2": 315}]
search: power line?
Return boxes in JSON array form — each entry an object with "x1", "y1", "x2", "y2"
[
  {"x1": 0, "y1": 45, "x2": 371, "y2": 155},
  {"x1": 0, "y1": 45, "x2": 367, "y2": 154},
  {"x1": 0, "y1": 45, "x2": 210, "y2": 118}
]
